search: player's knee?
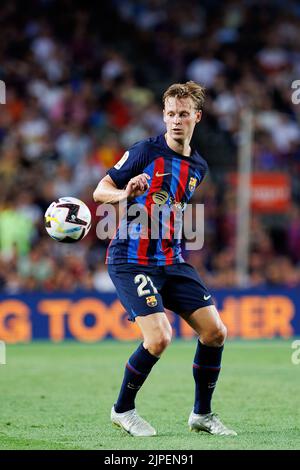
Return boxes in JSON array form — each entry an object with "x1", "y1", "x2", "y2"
[
  {"x1": 146, "y1": 330, "x2": 172, "y2": 356},
  {"x1": 219, "y1": 324, "x2": 227, "y2": 344},
  {"x1": 201, "y1": 324, "x2": 227, "y2": 347}
]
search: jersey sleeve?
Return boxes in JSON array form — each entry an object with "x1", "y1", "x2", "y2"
[
  {"x1": 194, "y1": 158, "x2": 209, "y2": 188},
  {"x1": 199, "y1": 159, "x2": 209, "y2": 182},
  {"x1": 106, "y1": 141, "x2": 149, "y2": 189}
]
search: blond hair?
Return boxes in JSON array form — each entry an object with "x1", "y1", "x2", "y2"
[{"x1": 163, "y1": 81, "x2": 205, "y2": 111}]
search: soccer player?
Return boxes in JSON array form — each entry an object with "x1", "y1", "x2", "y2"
[{"x1": 93, "y1": 81, "x2": 237, "y2": 437}]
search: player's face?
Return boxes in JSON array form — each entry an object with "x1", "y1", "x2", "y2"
[{"x1": 163, "y1": 97, "x2": 202, "y2": 143}]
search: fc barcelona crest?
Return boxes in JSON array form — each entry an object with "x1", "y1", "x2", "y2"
[
  {"x1": 189, "y1": 177, "x2": 197, "y2": 192},
  {"x1": 146, "y1": 295, "x2": 158, "y2": 307}
]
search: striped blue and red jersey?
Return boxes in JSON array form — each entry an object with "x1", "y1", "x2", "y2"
[{"x1": 105, "y1": 134, "x2": 208, "y2": 266}]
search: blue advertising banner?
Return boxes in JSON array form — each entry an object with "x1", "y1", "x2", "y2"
[{"x1": 0, "y1": 288, "x2": 300, "y2": 343}]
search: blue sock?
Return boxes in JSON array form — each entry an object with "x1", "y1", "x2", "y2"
[
  {"x1": 193, "y1": 340, "x2": 223, "y2": 414},
  {"x1": 114, "y1": 343, "x2": 159, "y2": 413}
]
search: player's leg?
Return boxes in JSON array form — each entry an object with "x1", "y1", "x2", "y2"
[
  {"x1": 180, "y1": 305, "x2": 226, "y2": 415},
  {"x1": 108, "y1": 264, "x2": 170, "y2": 436},
  {"x1": 114, "y1": 311, "x2": 172, "y2": 413},
  {"x1": 111, "y1": 311, "x2": 172, "y2": 437},
  {"x1": 137, "y1": 311, "x2": 173, "y2": 356},
  {"x1": 181, "y1": 305, "x2": 236, "y2": 435},
  {"x1": 182, "y1": 303, "x2": 227, "y2": 346},
  {"x1": 161, "y1": 263, "x2": 236, "y2": 435}
]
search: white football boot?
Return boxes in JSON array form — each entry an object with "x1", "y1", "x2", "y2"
[
  {"x1": 188, "y1": 411, "x2": 237, "y2": 436},
  {"x1": 111, "y1": 406, "x2": 156, "y2": 437}
]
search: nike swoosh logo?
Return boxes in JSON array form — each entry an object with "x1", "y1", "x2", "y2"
[
  {"x1": 204, "y1": 295, "x2": 211, "y2": 300},
  {"x1": 155, "y1": 171, "x2": 171, "y2": 177}
]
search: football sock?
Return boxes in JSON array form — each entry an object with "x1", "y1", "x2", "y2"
[
  {"x1": 193, "y1": 340, "x2": 223, "y2": 414},
  {"x1": 114, "y1": 343, "x2": 160, "y2": 413}
]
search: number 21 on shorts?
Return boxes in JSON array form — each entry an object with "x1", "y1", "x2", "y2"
[{"x1": 134, "y1": 274, "x2": 158, "y2": 297}]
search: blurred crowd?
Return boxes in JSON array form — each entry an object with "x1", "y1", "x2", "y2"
[{"x1": 0, "y1": 0, "x2": 300, "y2": 293}]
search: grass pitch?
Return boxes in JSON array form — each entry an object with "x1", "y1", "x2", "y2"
[{"x1": 0, "y1": 340, "x2": 299, "y2": 450}]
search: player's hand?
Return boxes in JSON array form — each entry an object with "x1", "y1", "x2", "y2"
[{"x1": 125, "y1": 173, "x2": 150, "y2": 199}]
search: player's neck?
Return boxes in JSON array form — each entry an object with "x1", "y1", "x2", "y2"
[{"x1": 165, "y1": 133, "x2": 191, "y2": 157}]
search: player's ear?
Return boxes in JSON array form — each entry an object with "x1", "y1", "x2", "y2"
[
  {"x1": 163, "y1": 109, "x2": 167, "y2": 123},
  {"x1": 196, "y1": 110, "x2": 202, "y2": 123}
]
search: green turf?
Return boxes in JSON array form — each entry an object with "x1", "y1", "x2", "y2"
[{"x1": 0, "y1": 340, "x2": 299, "y2": 450}]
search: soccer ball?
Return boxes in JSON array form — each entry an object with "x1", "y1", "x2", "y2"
[{"x1": 45, "y1": 197, "x2": 92, "y2": 243}]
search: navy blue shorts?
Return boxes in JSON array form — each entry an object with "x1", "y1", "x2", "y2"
[{"x1": 108, "y1": 262, "x2": 214, "y2": 322}]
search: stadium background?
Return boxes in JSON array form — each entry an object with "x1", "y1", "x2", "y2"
[
  {"x1": 1, "y1": 0, "x2": 300, "y2": 341},
  {"x1": 1, "y1": 0, "x2": 300, "y2": 452}
]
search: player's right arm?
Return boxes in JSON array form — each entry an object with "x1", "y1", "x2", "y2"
[
  {"x1": 93, "y1": 173, "x2": 150, "y2": 204},
  {"x1": 93, "y1": 142, "x2": 151, "y2": 204}
]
